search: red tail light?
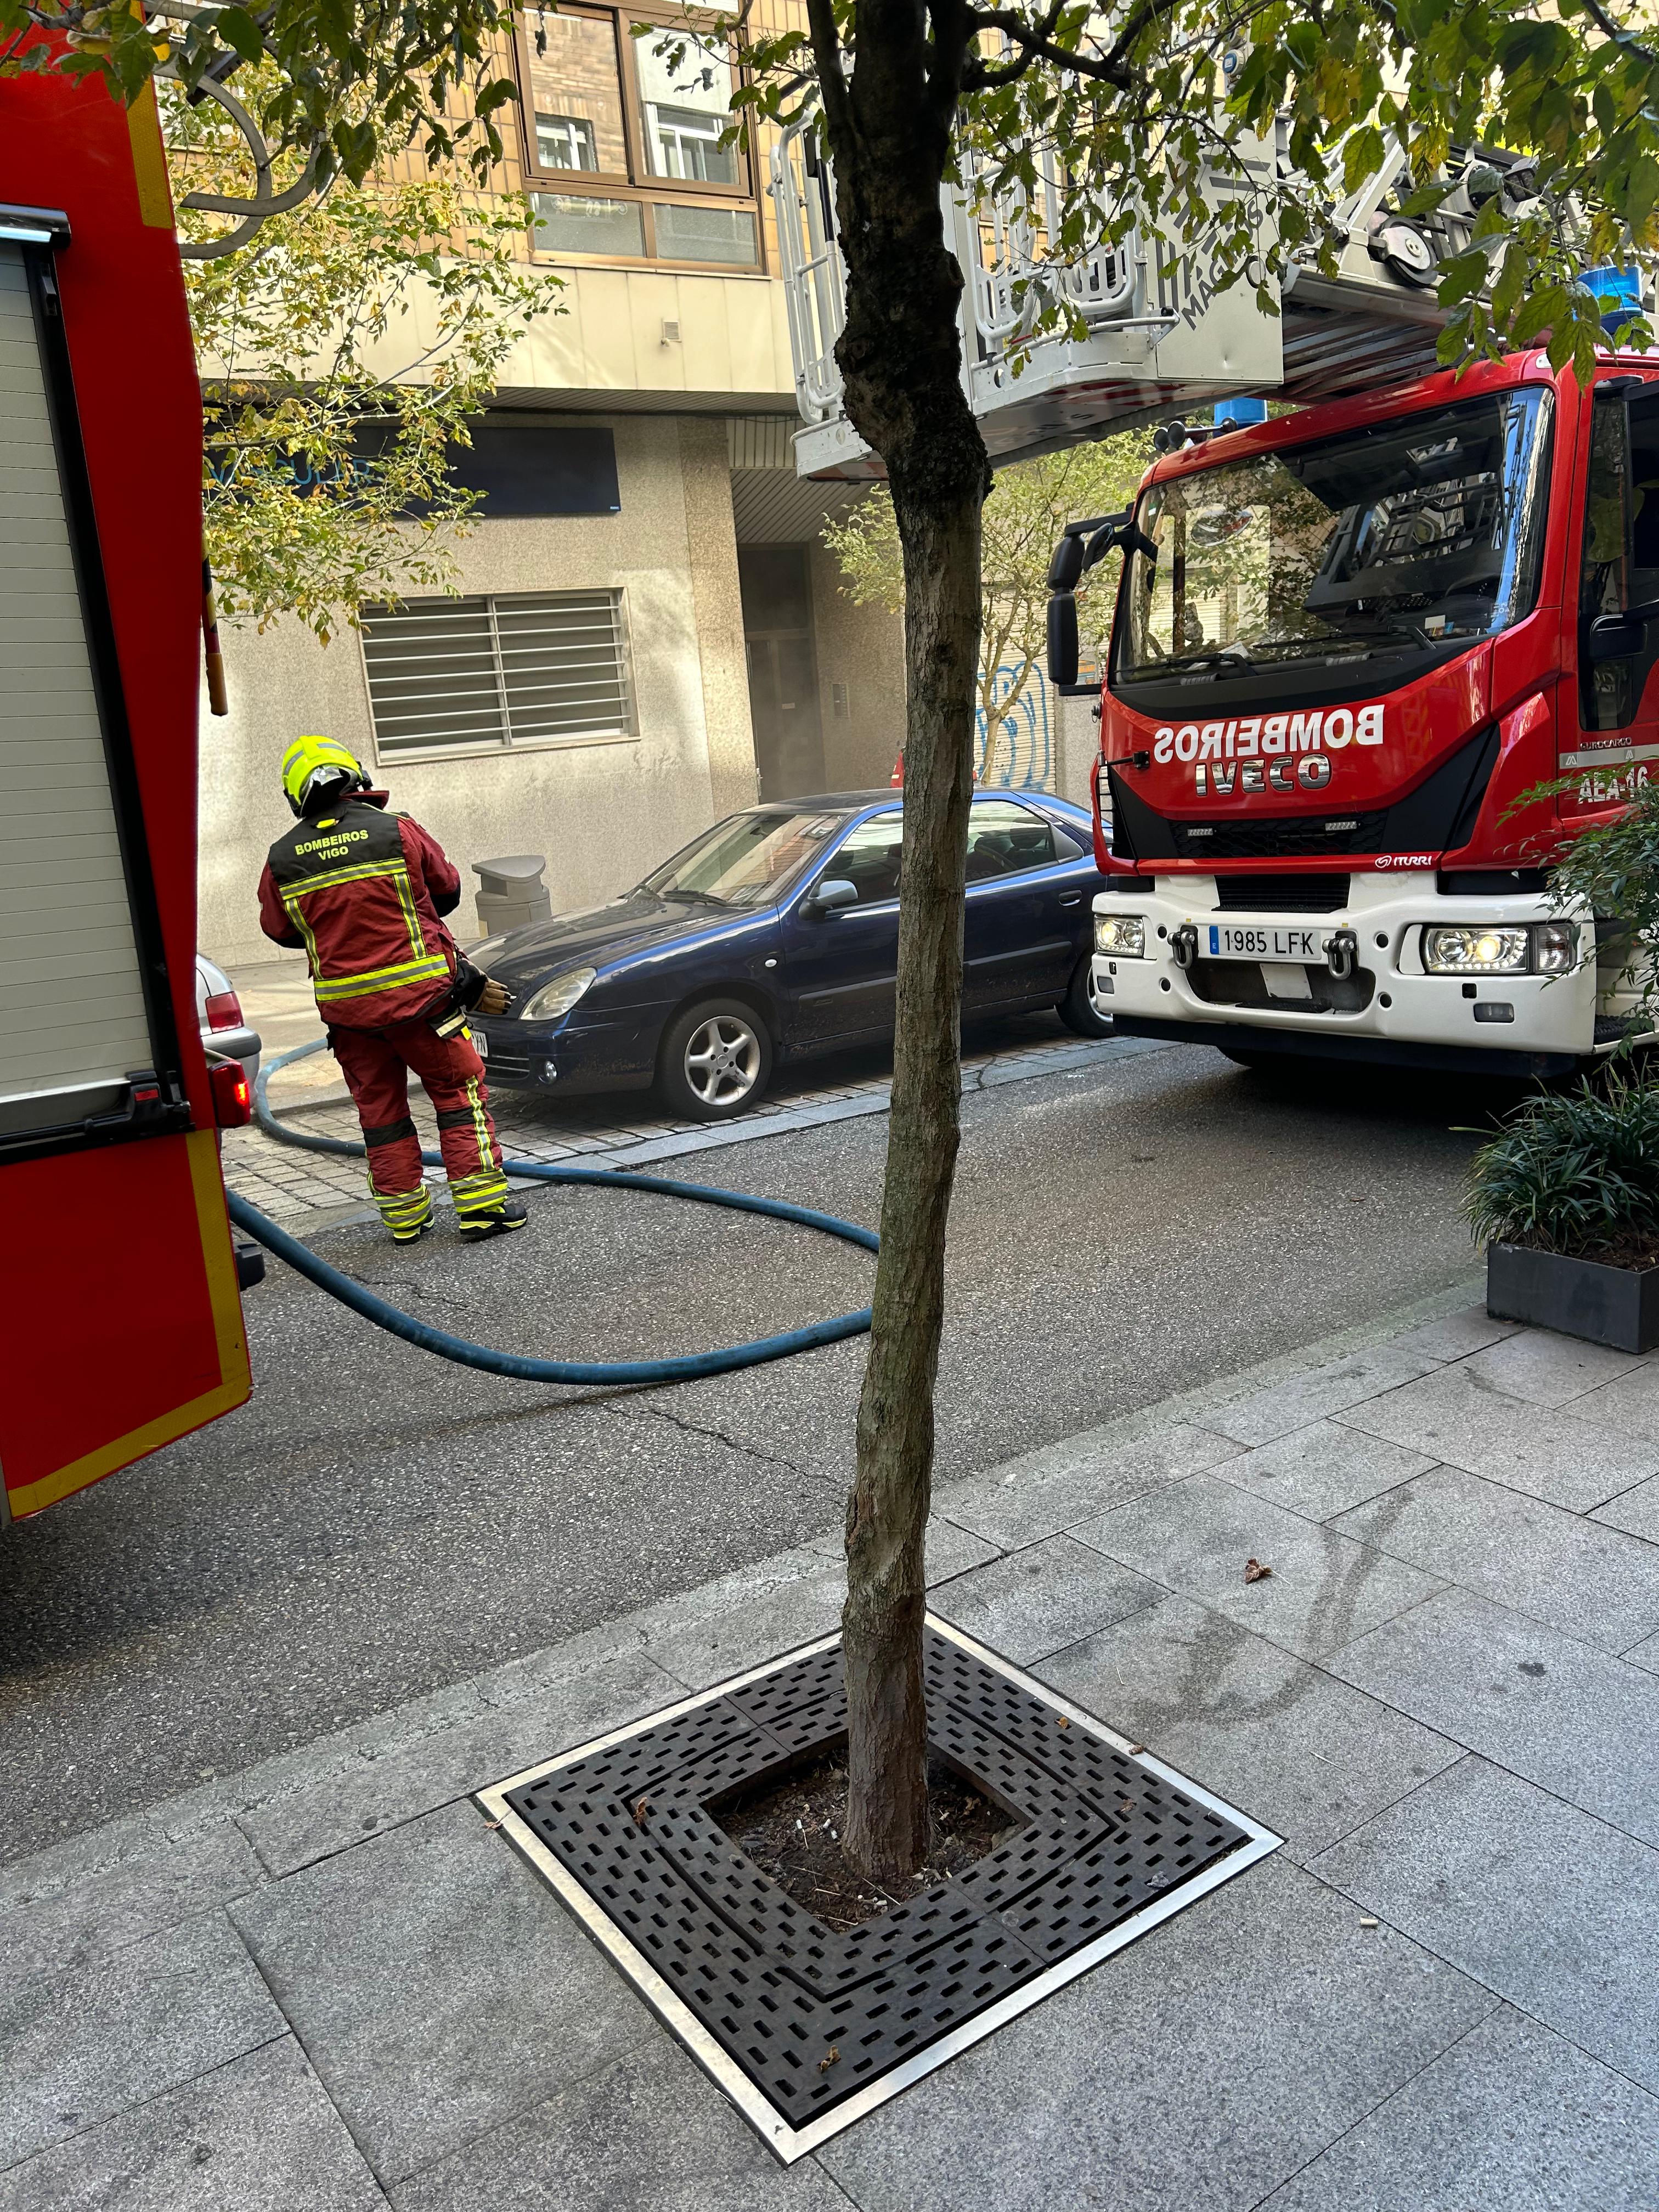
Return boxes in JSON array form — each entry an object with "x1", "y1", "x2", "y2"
[
  {"x1": 204, "y1": 988, "x2": 243, "y2": 1032},
  {"x1": 210, "y1": 1057, "x2": 252, "y2": 1127}
]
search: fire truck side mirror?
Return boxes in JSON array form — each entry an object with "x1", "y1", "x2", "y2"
[
  {"x1": 1047, "y1": 591, "x2": 1079, "y2": 687},
  {"x1": 1048, "y1": 535, "x2": 1086, "y2": 591}
]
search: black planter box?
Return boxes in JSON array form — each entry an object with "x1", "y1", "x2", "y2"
[{"x1": 1487, "y1": 1241, "x2": 1659, "y2": 1354}]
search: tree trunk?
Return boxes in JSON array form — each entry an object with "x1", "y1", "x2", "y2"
[
  {"x1": 810, "y1": 2, "x2": 989, "y2": 1886},
  {"x1": 842, "y1": 477, "x2": 982, "y2": 1883}
]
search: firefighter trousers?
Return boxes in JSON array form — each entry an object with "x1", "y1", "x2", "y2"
[{"x1": 329, "y1": 1017, "x2": 507, "y2": 1238}]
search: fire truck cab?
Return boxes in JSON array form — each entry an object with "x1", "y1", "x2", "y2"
[{"x1": 1062, "y1": 352, "x2": 1658, "y2": 1075}]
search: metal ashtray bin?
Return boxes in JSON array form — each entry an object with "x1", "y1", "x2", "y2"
[{"x1": 473, "y1": 854, "x2": 552, "y2": 936}]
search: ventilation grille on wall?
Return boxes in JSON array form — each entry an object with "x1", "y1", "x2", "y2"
[{"x1": 359, "y1": 590, "x2": 634, "y2": 759}]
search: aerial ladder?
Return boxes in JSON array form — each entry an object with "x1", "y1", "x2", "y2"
[{"x1": 771, "y1": 118, "x2": 1551, "y2": 476}]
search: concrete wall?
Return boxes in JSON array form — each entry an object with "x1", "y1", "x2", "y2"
[
  {"x1": 806, "y1": 538, "x2": 906, "y2": 794},
  {"x1": 199, "y1": 414, "x2": 755, "y2": 967}
]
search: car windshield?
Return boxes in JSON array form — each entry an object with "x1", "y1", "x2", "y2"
[
  {"x1": 640, "y1": 808, "x2": 850, "y2": 909},
  {"x1": 1117, "y1": 388, "x2": 1554, "y2": 684}
]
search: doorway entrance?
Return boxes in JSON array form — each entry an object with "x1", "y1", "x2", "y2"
[{"x1": 738, "y1": 545, "x2": 826, "y2": 800}]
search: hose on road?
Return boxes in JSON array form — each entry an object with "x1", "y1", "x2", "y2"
[{"x1": 225, "y1": 1039, "x2": 877, "y2": 1386}]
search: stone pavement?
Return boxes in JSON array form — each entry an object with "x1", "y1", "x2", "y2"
[
  {"x1": 223, "y1": 953, "x2": 1153, "y2": 1227},
  {"x1": 7, "y1": 1286, "x2": 1659, "y2": 2209}
]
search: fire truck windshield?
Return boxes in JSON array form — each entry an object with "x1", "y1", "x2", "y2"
[{"x1": 1116, "y1": 388, "x2": 1553, "y2": 692}]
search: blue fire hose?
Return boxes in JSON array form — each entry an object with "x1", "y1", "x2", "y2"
[{"x1": 225, "y1": 1040, "x2": 877, "y2": 1386}]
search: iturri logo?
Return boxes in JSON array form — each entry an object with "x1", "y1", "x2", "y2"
[{"x1": 1150, "y1": 704, "x2": 1386, "y2": 795}]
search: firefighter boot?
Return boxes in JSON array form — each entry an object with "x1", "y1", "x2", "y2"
[{"x1": 458, "y1": 1197, "x2": 529, "y2": 1243}]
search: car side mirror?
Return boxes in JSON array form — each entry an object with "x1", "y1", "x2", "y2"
[{"x1": 809, "y1": 877, "x2": 859, "y2": 915}]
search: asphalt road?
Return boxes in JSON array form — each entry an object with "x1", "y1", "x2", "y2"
[{"x1": 0, "y1": 1040, "x2": 1510, "y2": 1861}]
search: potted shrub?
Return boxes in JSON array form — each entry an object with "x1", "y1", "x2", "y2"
[
  {"x1": 1468, "y1": 1073, "x2": 1659, "y2": 1351},
  {"x1": 1467, "y1": 775, "x2": 1659, "y2": 1349}
]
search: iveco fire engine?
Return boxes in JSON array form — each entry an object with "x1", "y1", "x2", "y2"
[{"x1": 1048, "y1": 352, "x2": 1658, "y2": 1076}]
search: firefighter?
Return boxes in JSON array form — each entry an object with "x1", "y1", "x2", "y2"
[{"x1": 257, "y1": 735, "x2": 528, "y2": 1245}]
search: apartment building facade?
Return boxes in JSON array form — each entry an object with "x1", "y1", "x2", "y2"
[{"x1": 198, "y1": 3, "x2": 912, "y2": 964}]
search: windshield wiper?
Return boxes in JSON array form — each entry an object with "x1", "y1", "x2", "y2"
[
  {"x1": 1159, "y1": 645, "x2": 1257, "y2": 673},
  {"x1": 657, "y1": 887, "x2": 731, "y2": 909}
]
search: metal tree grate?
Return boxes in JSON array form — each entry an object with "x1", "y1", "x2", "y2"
[{"x1": 478, "y1": 1618, "x2": 1279, "y2": 2162}]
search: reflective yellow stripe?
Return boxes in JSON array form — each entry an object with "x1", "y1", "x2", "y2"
[
  {"x1": 284, "y1": 856, "x2": 435, "y2": 995},
  {"x1": 465, "y1": 1076, "x2": 496, "y2": 1173},
  {"x1": 313, "y1": 955, "x2": 450, "y2": 1002},
  {"x1": 283, "y1": 859, "x2": 408, "y2": 898}
]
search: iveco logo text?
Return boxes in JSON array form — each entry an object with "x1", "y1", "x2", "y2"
[{"x1": 1151, "y1": 705, "x2": 1386, "y2": 795}]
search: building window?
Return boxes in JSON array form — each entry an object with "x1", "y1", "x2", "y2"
[
  {"x1": 517, "y1": 5, "x2": 760, "y2": 270},
  {"x1": 360, "y1": 590, "x2": 635, "y2": 760}
]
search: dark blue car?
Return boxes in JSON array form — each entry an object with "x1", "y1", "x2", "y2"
[{"x1": 468, "y1": 789, "x2": 1111, "y2": 1120}]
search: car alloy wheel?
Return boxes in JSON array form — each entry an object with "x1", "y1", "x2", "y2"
[{"x1": 683, "y1": 1012, "x2": 763, "y2": 1109}]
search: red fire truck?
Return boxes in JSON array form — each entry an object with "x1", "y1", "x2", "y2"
[
  {"x1": 1051, "y1": 350, "x2": 1657, "y2": 1075},
  {"x1": 0, "y1": 61, "x2": 253, "y2": 1521}
]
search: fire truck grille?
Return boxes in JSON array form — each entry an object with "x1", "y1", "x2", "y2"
[
  {"x1": 1172, "y1": 812, "x2": 1389, "y2": 859},
  {"x1": 1212, "y1": 873, "x2": 1352, "y2": 912},
  {"x1": 1189, "y1": 960, "x2": 1377, "y2": 1014}
]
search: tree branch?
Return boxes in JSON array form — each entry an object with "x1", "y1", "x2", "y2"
[{"x1": 1577, "y1": 0, "x2": 1659, "y2": 71}]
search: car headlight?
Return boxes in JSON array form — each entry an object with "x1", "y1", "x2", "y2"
[
  {"x1": 1422, "y1": 924, "x2": 1577, "y2": 975},
  {"x1": 520, "y1": 967, "x2": 596, "y2": 1022},
  {"x1": 1094, "y1": 913, "x2": 1146, "y2": 958}
]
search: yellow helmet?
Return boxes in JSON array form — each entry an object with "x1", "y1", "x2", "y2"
[{"x1": 280, "y1": 734, "x2": 369, "y2": 817}]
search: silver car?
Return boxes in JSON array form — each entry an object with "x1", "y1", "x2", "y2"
[{"x1": 195, "y1": 953, "x2": 261, "y2": 1088}]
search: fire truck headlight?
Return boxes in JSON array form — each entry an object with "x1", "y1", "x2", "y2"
[
  {"x1": 1531, "y1": 922, "x2": 1578, "y2": 974},
  {"x1": 521, "y1": 967, "x2": 596, "y2": 1021},
  {"x1": 1423, "y1": 925, "x2": 1530, "y2": 975},
  {"x1": 1094, "y1": 914, "x2": 1146, "y2": 958}
]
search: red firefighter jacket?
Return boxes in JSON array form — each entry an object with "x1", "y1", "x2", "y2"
[{"x1": 258, "y1": 795, "x2": 465, "y2": 1028}]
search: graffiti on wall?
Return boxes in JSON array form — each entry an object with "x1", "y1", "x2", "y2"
[{"x1": 975, "y1": 664, "x2": 1054, "y2": 791}]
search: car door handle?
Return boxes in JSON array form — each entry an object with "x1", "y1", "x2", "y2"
[{"x1": 1058, "y1": 890, "x2": 1083, "y2": 907}]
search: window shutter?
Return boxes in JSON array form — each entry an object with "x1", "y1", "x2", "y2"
[{"x1": 360, "y1": 590, "x2": 632, "y2": 758}]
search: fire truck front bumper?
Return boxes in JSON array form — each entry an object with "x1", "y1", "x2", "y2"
[{"x1": 1092, "y1": 875, "x2": 1602, "y2": 1077}]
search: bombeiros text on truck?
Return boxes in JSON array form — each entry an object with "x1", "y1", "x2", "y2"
[{"x1": 1047, "y1": 351, "x2": 1659, "y2": 1075}]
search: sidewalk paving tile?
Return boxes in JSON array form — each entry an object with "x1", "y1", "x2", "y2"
[
  {"x1": 1311, "y1": 1757, "x2": 1659, "y2": 2094},
  {"x1": 927, "y1": 1534, "x2": 1164, "y2": 1663},
  {"x1": 1333, "y1": 1465, "x2": 1659, "y2": 1655},
  {"x1": 1070, "y1": 1474, "x2": 1444, "y2": 1660},
  {"x1": 0, "y1": 2039, "x2": 387, "y2": 2211},
  {"x1": 1455, "y1": 1329, "x2": 1654, "y2": 1408},
  {"x1": 0, "y1": 1815, "x2": 263, "y2": 1994},
  {"x1": 1200, "y1": 1347, "x2": 1440, "y2": 1448},
  {"x1": 636, "y1": 1546, "x2": 849, "y2": 1690},
  {"x1": 815, "y1": 1857, "x2": 1493, "y2": 2212},
  {"x1": 0, "y1": 1911, "x2": 284, "y2": 2171},
  {"x1": 1330, "y1": 1587, "x2": 1659, "y2": 1848},
  {"x1": 1338, "y1": 1364, "x2": 1659, "y2": 1511},
  {"x1": 938, "y1": 1423, "x2": 1243, "y2": 1551},
  {"x1": 1254, "y1": 2005, "x2": 1659, "y2": 2212},
  {"x1": 1386, "y1": 1305, "x2": 1520, "y2": 1363},
  {"x1": 240, "y1": 1646, "x2": 680, "y2": 1878},
  {"x1": 1215, "y1": 1422, "x2": 1436, "y2": 1522},
  {"x1": 388, "y1": 2035, "x2": 857, "y2": 2212},
  {"x1": 1036, "y1": 1594, "x2": 1459, "y2": 1864},
  {"x1": 1592, "y1": 1472, "x2": 1659, "y2": 1547},
  {"x1": 1563, "y1": 1357, "x2": 1659, "y2": 1447},
  {"x1": 230, "y1": 1799, "x2": 650, "y2": 2186},
  {"x1": 1624, "y1": 1628, "x2": 1659, "y2": 1675}
]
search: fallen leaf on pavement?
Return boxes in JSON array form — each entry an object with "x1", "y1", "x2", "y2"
[
  {"x1": 1056, "y1": 1716, "x2": 1070, "y2": 1729},
  {"x1": 1244, "y1": 1557, "x2": 1273, "y2": 1583},
  {"x1": 631, "y1": 1795, "x2": 652, "y2": 1828},
  {"x1": 819, "y1": 2047, "x2": 841, "y2": 2072}
]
